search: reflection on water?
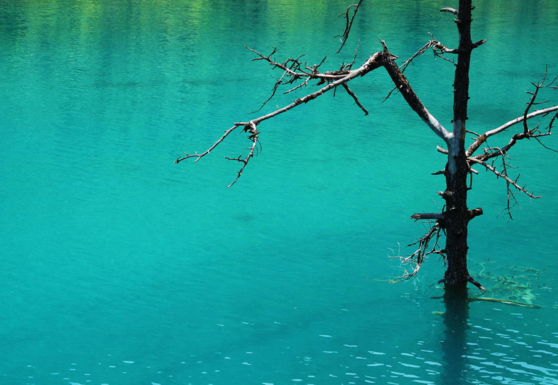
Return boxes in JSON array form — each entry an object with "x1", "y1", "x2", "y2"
[
  {"x1": 4, "y1": 295, "x2": 557, "y2": 384},
  {"x1": 441, "y1": 288, "x2": 472, "y2": 385}
]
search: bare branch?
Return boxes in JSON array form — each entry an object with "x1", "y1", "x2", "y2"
[
  {"x1": 467, "y1": 106, "x2": 558, "y2": 156},
  {"x1": 468, "y1": 70, "x2": 558, "y2": 157},
  {"x1": 342, "y1": 83, "x2": 369, "y2": 115},
  {"x1": 178, "y1": 38, "x2": 463, "y2": 186},
  {"x1": 177, "y1": 52, "x2": 386, "y2": 186},
  {"x1": 500, "y1": 153, "x2": 519, "y2": 219},
  {"x1": 473, "y1": 133, "x2": 524, "y2": 162},
  {"x1": 335, "y1": 0, "x2": 364, "y2": 54},
  {"x1": 248, "y1": 52, "x2": 383, "y2": 125},
  {"x1": 176, "y1": 124, "x2": 243, "y2": 164},
  {"x1": 348, "y1": 40, "x2": 361, "y2": 70},
  {"x1": 380, "y1": 41, "x2": 451, "y2": 142},
  {"x1": 393, "y1": 223, "x2": 444, "y2": 280},
  {"x1": 252, "y1": 77, "x2": 283, "y2": 113},
  {"x1": 468, "y1": 157, "x2": 541, "y2": 200},
  {"x1": 523, "y1": 77, "x2": 545, "y2": 135},
  {"x1": 464, "y1": 73, "x2": 557, "y2": 216},
  {"x1": 284, "y1": 77, "x2": 311, "y2": 95},
  {"x1": 383, "y1": 37, "x2": 457, "y2": 103},
  {"x1": 467, "y1": 276, "x2": 486, "y2": 291},
  {"x1": 472, "y1": 39, "x2": 488, "y2": 49},
  {"x1": 411, "y1": 213, "x2": 444, "y2": 220},
  {"x1": 440, "y1": 7, "x2": 459, "y2": 16},
  {"x1": 437, "y1": 146, "x2": 449, "y2": 154},
  {"x1": 399, "y1": 40, "x2": 437, "y2": 73},
  {"x1": 534, "y1": 134, "x2": 558, "y2": 153},
  {"x1": 225, "y1": 122, "x2": 260, "y2": 187},
  {"x1": 248, "y1": 47, "x2": 309, "y2": 78}
]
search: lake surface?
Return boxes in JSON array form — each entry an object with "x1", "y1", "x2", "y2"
[{"x1": 1, "y1": 0, "x2": 558, "y2": 384}]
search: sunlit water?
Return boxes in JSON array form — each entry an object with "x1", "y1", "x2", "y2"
[{"x1": 1, "y1": 1, "x2": 558, "y2": 384}]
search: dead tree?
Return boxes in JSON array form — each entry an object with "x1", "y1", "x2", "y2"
[{"x1": 176, "y1": 0, "x2": 558, "y2": 292}]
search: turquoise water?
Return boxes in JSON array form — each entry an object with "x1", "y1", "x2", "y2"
[{"x1": 1, "y1": 0, "x2": 558, "y2": 384}]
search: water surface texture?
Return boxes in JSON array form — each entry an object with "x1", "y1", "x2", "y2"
[{"x1": 1, "y1": 1, "x2": 558, "y2": 384}]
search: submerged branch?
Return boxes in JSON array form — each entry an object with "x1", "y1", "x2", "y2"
[{"x1": 469, "y1": 297, "x2": 541, "y2": 309}]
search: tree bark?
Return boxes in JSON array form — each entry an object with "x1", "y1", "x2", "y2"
[
  {"x1": 442, "y1": 0, "x2": 474, "y2": 290},
  {"x1": 179, "y1": 0, "x2": 557, "y2": 292}
]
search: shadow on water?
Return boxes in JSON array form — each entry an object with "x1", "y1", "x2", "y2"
[{"x1": 440, "y1": 287, "x2": 470, "y2": 385}]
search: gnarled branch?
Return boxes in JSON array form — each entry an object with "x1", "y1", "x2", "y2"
[
  {"x1": 393, "y1": 222, "x2": 444, "y2": 280},
  {"x1": 380, "y1": 40, "x2": 451, "y2": 142},
  {"x1": 178, "y1": 42, "x2": 453, "y2": 186}
]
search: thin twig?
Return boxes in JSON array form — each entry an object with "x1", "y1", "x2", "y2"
[
  {"x1": 335, "y1": 0, "x2": 364, "y2": 54},
  {"x1": 342, "y1": 83, "x2": 369, "y2": 115},
  {"x1": 394, "y1": 222, "x2": 444, "y2": 280},
  {"x1": 468, "y1": 157, "x2": 541, "y2": 199}
]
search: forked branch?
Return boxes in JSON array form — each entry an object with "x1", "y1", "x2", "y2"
[
  {"x1": 335, "y1": 0, "x2": 364, "y2": 53},
  {"x1": 467, "y1": 70, "x2": 558, "y2": 157},
  {"x1": 462, "y1": 71, "x2": 557, "y2": 215},
  {"x1": 468, "y1": 157, "x2": 540, "y2": 199},
  {"x1": 178, "y1": 42, "x2": 452, "y2": 186},
  {"x1": 393, "y1": 222, "x2": 444, "y2": 280}
]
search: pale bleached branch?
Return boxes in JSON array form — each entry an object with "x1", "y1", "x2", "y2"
[
  {"x1": 393, "y1": 222, "x2": 444, "y2": 280},
  {"x1": 467, "y1": 70, "x2": 558, "y2": 156},
  {"x1": 464, "y1": 75, "x2": 556, "y2": 217},
  {"x1": 473, "y1": 106, "x2": 558, "y2": 147},
  {"x1": 284, "y1": 77, "x2": 311, "y2": 95},
  {"x1": 440, "y1": 7, "x2": 458, "y2": 16}
]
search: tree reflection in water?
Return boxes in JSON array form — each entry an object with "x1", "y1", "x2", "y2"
[{"x1": 441, "y1": 287, "x2": 470, "y2": 385}]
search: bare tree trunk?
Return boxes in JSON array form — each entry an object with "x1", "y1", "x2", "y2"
[
  {"x1": 178, "y1": 0, "x2": 558, "y2": 291},
  {"x1": 443, "y1": 158, "x2": 471, "y2": 289},
  {"x1": 442, "y1": 0, "x2": 474, "y2": 290}
]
